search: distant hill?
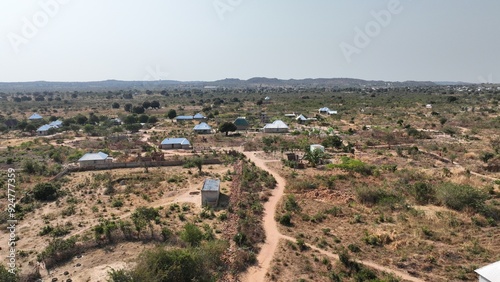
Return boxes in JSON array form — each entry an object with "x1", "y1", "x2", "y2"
[{"x1": 0, "y1": 77, "x2": 442, "y2": 92}]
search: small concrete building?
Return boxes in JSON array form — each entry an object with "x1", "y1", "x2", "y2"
[
  {"x1": 36, "y1": 125, "x2": 53, "y2": 136},
  {"x1": 36, "y1": 120, "x2": 62, "y2": 136},
  {"x1": 193, "y1": 113, "x2": 206, "y2": 121},
  {"x1": 475, "y1": 261, "x2": 500, "y2": 282},
  {"x1": 193, "y1": 122, "x2": 212, "y2": 134},
  {"x1": 234, "y1": 117, "x2": 250, "y2": 130},
  {"x1": 201, "y1": 178, "x2": 221, "y2": 207},
  {"x1": 175, "y1": 116, "x2": 194, "y2": 122},
  {"x1": 310, "y1": 144, "x2": 325, "y2": 153},
  {"x1": 319, "y1": 107, "x2": 338, "y2": 115},
  {"x1": 78, "y1": 152, "x2": 112, "y2": 167},
  {"x1": 160, "y1": 138, "x2": 191, "y2": 150},
  {"x1": 263, "y1": 120, "x2": 289, "y2": 133}
]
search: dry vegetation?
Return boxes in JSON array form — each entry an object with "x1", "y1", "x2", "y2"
[{"x1": 0, "y1": 85, "x2": 499, "y2": 281}]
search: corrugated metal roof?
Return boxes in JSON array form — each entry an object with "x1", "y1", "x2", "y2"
[
  {"x1": 193, "y1": 122, "x2": 211, "y2": 130},
  {"x1": 161, "y1": 138, "x2": 190, "y2": 145},
  {"x1": 202, "y1": 179, "x2": 220, "y2": 192},
  {"x1": 48, "y1": 120, "x2": 63, "y2": 127},
  {"x1": 37, "y1": 125, "x2": 52, "y2": 132},
  {"x1": 29, "y1": 113, "x2": 43, "y2": 120},
  {"x1": 234, "y1": 117, "x2": 249, "y2": 126},
  {"x1": 264, "y1": 120, "x2": 289, "y2": 129},
  {"x1": 193, "y1": 113, "x2": 205, "y2": 119},
  {"x1": 475, "y1": 261, "x2": 500, "y2": 282},
  {"x1": 176, "y1": 116, "x2": 193, "y2": 120},
  {"x1": 296, "y1": 114, "x2": 307, "y2": 121},
  {"x1": 319, "y1": 107, "x2": 330, "y2": 112},
  {"x1": 78, "y1": 152, "x2": 109, "y2": 161}
]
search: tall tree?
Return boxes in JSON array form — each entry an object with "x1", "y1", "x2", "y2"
[{"x1": 219, "y1": 122, "x2": 237, "y2": 136}]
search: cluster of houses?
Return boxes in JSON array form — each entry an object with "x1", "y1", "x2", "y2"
[
  {"x1": 318, "y1": 107, "x2": 338, "y2": 115},
  {"x1": 37, "y1": 120, "x2": 63, "y2": 136},
  {"x1": 175, "y1": 113, "x2": 206, "y2": 122}
]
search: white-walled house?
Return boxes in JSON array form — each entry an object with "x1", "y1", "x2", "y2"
[
  {"x1": 160, "y1": 138, "x2": 191, "y2": 150},
  {"x1": 193, "y1": 122, "x2": 212, "y2": 134},
  {"x1": 263, "y1": 120, "x2": 289, "y2": 133},
  {"x1": 78, "y1": 152, "x2": 113, "y2": 167}
]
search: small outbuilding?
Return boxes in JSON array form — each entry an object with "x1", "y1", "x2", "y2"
[
  {"x1": 28, "y1": 113, "x2": 43, "y2": 121},
  {"x1": 263, "y1": 120, "x2": 289, "y2": 133},
  {"x1": 193, "y1": 113, "x2": 206, "y2": 120},
  {"x1": 193, "y1": 122, "x2": 212, "y2": 134},
  {"x1": 175, "y1": 116, "x2": 194, "y2": 122},
  {"x1": 201, "y1": 178, "x2": 220, "y2": 207},
  {"x1": 36, "y1": 125, "x2": 54, "y2": 136},
  {"x1": 310, "y1": 144, "x2": 325, "y2": 153},
  {"x1": 475, "y1": 261, "x2": 500, "y2": 282},
  {"x1": 78, "y1": 152, "x2": 112, "y2": 167},
  {"x1": 234, "y1": 117, "x2": 250, "y2": 130},
  {"x1": 160, "y1": 138, "x2": 191, "y2": 150}
]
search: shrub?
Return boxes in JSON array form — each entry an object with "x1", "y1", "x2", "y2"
[
  {"x1": 355, "y1": 186, "x2": 401, "y2": 207},
  {"x1": 180, "y1": 223, "x2": 203, "y2": 247},
  {"x1": 328, "y1": 157, "x2": 374, "y2": 176},
  {"x1": 278, "y1": 213, "x2": 292, "y2": 226},
  {"x1": 284, "y1": 194, "x2": 301, "y2": 212},
  {"x1": 413, "y1": 182, "x2": 435, "y2": 204},
  {"x1": 33, "y1": 183, "x2": 60, "y2": 201},
  {"x1": 436, "y1": 183, "x2": 487, "y2": 212}
]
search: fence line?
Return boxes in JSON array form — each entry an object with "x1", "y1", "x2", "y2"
[{"x1": 52, "y1": 158, "x2": 222, "y2": 180}]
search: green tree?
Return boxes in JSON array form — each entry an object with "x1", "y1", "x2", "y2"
[
  {"x1": 322, "y1": 135, "x2": 343, "y2": 149},
  {"x1": 138, "y1": 114, "x2": 149, "y2": 123},
  {"x1": 219, "y1": 122, "x2": 237, "y2": 136},
  {"x1": 33, "y1": 183, "x2": 60, "y2": 201},
  {"x1": 167, "y1": 109, "x2": 177, "y2": 119},
  {"x1": 112, "y1": 102, "x2": 120, "y2": 109},
  {"x1": 303, "y1": 148, "x2": 324, "y2": 168},
  {"x1": 83, "y1": 124, "x2": 95, "y2": 135},
  {"x1": 124, "y1": 103, "x2": 133, "y2": 112},
  {"x1": 151, "y1": 100, "x2": 160, "y2": 109},
  {"x1": 142, "y1": 101, "x2": 151, "y2": 109},
  {"x1": 180, "y1": 223, "x2": 203, "y2": 247},
  {"x1": 132, "y1": 106, "x2": 145, "y2": 114},
  {"x1": 147, "y1": 116, "x2": 158, "y2": 123}
]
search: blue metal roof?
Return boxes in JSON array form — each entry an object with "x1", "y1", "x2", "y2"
[
  {"x1": 193, "y1": 122, "x2": 211, "y2": 130},
  {"x1": 193, "y1": 113, "x2": 205, "y2": 119},
  {"x1": 202, "y1": 179, "x2": 220, "y2": 192},
  {"x1": 48, "y1": 120, "x2": 63, "y2": 127},
  {"x1": 161, "y1": 138, "x2": 190, "y2": 145},
  {"x1": 37, "y1": 125, "x2": 52, "y2": 132},
  {"x1": 78, "y1": 152, "x2": 109, "y2": 161},
  {"x1": 176, "y1": 116, "x2": 193, "y2": 120},
  {"x1": 29, "y1": 113, "x2": 43, "y2": 120}
]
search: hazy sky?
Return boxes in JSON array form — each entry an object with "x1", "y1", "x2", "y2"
[{"x1": 1, "y1": 0, "x2": 499, "y2": 83}]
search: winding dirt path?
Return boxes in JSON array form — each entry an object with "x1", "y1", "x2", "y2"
[
  {"x1": 240, "y1": 152, "x2": 286, "y2": 282},
  {"x1": 240, "y1": 151, "x2": 425, "y2": 282}
]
